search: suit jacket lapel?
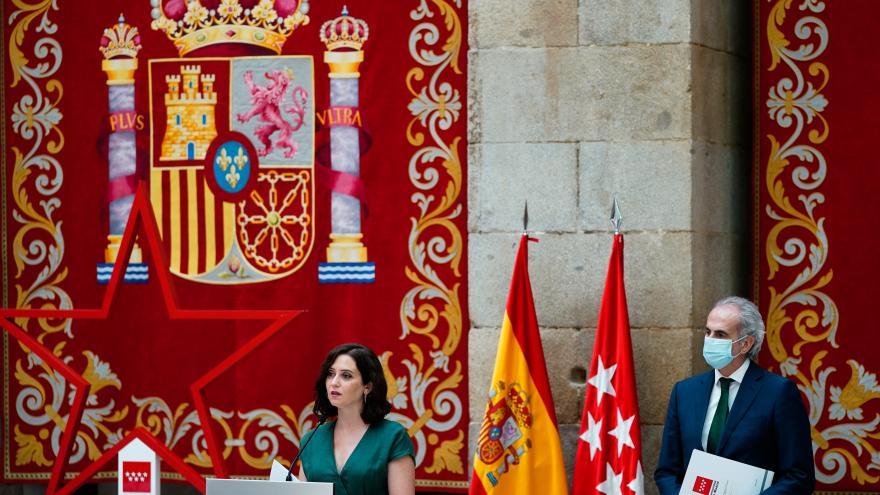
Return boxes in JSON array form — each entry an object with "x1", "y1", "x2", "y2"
[{"x1": 718, "y1": 362, "x2": 764, "y2": 452}]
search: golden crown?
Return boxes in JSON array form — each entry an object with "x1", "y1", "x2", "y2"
[
  {"x1": 100, "y1": 14, "x2": 143, "y2": 59},
  {"x1": 320, "y1": 6, "x2": 369, "y2": 51},
  {"x1": 150, "y1": 0, "x2": 310, "y2": 56}
]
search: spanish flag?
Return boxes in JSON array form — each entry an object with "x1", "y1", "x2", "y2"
[{"x1": 470, "y1": 235, "x2": 569, "y2": 495}]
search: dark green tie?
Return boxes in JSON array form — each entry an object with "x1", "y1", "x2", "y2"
[{"x1": 707, "y1": 377, "x2": 733, "y2": 454}]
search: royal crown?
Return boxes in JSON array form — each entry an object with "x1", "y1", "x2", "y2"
[
  {"x1": 320, "y1": 6, "x2": 369, "y2": 51},
  {"x1": 100, "y1": 14, "x2": 143, "y2": 59},
  {"x1": 150, "y1": 0, "x2": 310, "y2": 56}
]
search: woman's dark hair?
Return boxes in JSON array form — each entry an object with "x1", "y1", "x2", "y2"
[{"x1": 313, "y1": 343, "x2": 391, "y2": 424}]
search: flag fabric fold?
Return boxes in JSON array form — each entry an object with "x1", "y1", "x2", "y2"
[
  {"x1": 469, "y1": 235, "x2": 569, "y2": 495},
  {"x1": 572, "y1": 233, "x2": 644, "y2": 495}
]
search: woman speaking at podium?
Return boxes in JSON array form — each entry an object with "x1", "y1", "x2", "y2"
[{"x1": 298, "y1": 343, "x2": 416, "y2": 495}]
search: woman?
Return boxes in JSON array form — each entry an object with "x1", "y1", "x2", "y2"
[{"x1": 298, "y1": 343, "x2": 415, "y2": 495}]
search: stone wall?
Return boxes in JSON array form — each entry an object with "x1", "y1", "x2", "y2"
[{"x1": 467, "y1": 0, "x2": 751, "y2": 492}]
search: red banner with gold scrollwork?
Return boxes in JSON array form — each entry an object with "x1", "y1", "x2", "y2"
[
  {"x1": 2, "y1": 0, "x2": 468, "y2": 490},
  {"x1": 756, "y1": 0, "x2": 880, "y2": 491}
]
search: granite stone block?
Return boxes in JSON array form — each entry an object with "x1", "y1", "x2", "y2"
[
  {"x1": 468, "y1": 233, "x2": 609, "y2": 328},
  {"x1": 470, "y1": 143, "x2": 578, "y2": 232},
  {"x1": 470, "y1": 0, "x2": 579, "y2": 48},
  {"x1": 579, "y1": 0, "x2": 690, "y2": 45},
  {"x1": 473, "y1": 46, "x2": 692, "y2": 143},
  {"x1": 579, "y1": 141, "x2": 693, "y2": 232},
  {"x1": 692, "y1": 46, "x2": 748, "y2": 146}
]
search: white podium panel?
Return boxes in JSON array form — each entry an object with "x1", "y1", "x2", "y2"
[
  {"x1": 118, "y1": 438, "x2": 160, "y2": 495},
  {"x1": 207, "y1": 478, "x2": 334, "y2": 495}
]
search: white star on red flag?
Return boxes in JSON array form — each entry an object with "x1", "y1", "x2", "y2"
[
  {"x1": 578, "y1": 411, "x2": 603, "y2": 460},
  {"x1": 596, "y1": 462, "x2": 624, "y2": 495},
  {"x1": 627, "y1": 461, "x2": 645, "y2": 495},
  {"x1": 587, "y1": 355, "x2": 617, "y2": 405},
  {"x1": 607, "y1": 408, "x2": 636, "y2": 456}
]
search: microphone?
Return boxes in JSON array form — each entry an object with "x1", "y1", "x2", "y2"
[{"x1": 285, "y1": 416, "x2": 328, "y2": 481}]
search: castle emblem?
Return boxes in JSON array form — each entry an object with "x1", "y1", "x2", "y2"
[{"x1": 160, "y1": 65, "x2": 218, "y2": 161}]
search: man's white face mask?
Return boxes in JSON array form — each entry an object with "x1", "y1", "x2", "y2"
[{"x1": 702, "y1": 334, "x2": 747, "y2": 369}]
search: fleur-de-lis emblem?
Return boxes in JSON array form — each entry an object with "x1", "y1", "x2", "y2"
[
  {"x1": 216, "y1": 148, "x2": 232, "y2": 171},
  {"x1": 224, "y1": 146, "x2": 248, "y2": 188},
  {"x1": 226, "y1": 165, "x2": 240, "y2": 188},
  {"x1": 234, "y1": 146, "x2": 249, "y2": 170}
]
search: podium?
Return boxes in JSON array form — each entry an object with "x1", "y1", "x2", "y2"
[{"x1": 207, "y1": 478, "x2": 334, "y2": 495}]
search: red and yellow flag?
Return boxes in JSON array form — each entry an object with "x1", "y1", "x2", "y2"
[{"x1": 469, "y1": 235, "x2": 569, "y2": 495}]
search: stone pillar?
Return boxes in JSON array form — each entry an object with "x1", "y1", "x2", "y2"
[{"x1": 467, "y1": 1, "x2": 750, "y2": 492}]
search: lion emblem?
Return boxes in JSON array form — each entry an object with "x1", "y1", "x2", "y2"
[{"x1": 236, "y1": 69, "x2": 308, "y2": 158}]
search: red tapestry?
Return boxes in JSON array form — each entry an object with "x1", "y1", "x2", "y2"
[
  {"x1": 1, "y1": 0, "x2": 468, "y2": 490},
  {"x1": 755, "y1": 0, "x2": 880, "y2": 491}
]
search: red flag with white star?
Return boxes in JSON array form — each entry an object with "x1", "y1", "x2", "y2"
[{"x1": 572, "y1": 233, "x2": 644, "y2": 495}]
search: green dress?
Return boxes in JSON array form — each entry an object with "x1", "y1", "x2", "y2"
[{"x1": 300, "y1": 419, "x2": 414, "y2": 495}]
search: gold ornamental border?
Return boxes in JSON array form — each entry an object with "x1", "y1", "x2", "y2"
[
  {"x1": 400, "y1": 0, "x2": 468, "y2": 489},
  {"x1": 4, "y1": 0, "x2": 72, "y2": 479},
  {"x1": 760, "y1": 0, "x2": 880, "y2": 488}
]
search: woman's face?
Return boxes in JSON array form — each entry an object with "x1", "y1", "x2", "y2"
[{"x1": 325, "y1": 354, "x2": 371, "y2": 411}]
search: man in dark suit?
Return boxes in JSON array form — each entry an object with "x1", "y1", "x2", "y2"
[{"x1": 654, "y1": 296, "x2": 814, "y2": 495}]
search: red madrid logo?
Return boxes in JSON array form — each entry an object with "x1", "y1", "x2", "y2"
[
  {"x1": 122, "y1": 461, "x2": 151, "y2": 493},
  {"x1": 693, "y1": 475, "x2": 714, "y2": 495}
]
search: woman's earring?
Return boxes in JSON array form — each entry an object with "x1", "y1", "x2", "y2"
[{"x1": 363, "y1": 392, "x2": 368, "y2": 405}]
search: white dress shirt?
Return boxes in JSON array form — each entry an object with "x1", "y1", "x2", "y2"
[{"x1": 701, "y1": 359, "x2": 750, "y2": 450}]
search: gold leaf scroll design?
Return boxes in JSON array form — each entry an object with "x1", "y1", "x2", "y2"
[
  {"x1": 763, "y1": 0, "x2": 880, "y2": 485},
  {"x1": 13, "y1": 344, "x2": 129, "y2": 469},
  {"x1": 382, "y1": 346, "x2": 466, "y2": 480},
  {"x1": 133, "y1": 397, "x2": 324, "y2": 471},
  {"x1": 800, "y1": 353, "x2": 880, "y2": 485},
  {"x1": 7, "y1": 2, "x2": 129, "y2": 471},
  {"x1": 134, "y1": 400, "x2": 225, "y2": 469},
  {"x1": 8, "y1": 0, "x2": 71, "y2": 343},
  {"x1": 6, "y1": 0, "x2": 79, "y2": 476},
  {"x1": 396, "y1": 0, "x2": 466, "y2": 483},
  {"x1": 424, "y1": 429, "x2": 464, "y2": 475}
]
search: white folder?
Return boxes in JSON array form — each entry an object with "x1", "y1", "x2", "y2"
[{"x1": 678, "y1": 450, "x2": 774, "y2": 495}]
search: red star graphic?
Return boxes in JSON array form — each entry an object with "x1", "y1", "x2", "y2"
[{"x1": 0, "y1": 182, "x2": 303, "y2": 494}]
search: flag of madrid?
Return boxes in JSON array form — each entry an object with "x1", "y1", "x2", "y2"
[
  {"x1": 121, "y1": 461, "x2": 151, "y2": 493},
  {"x1": 571, "y1": 233, "x2": 644, "y2": 495}
]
